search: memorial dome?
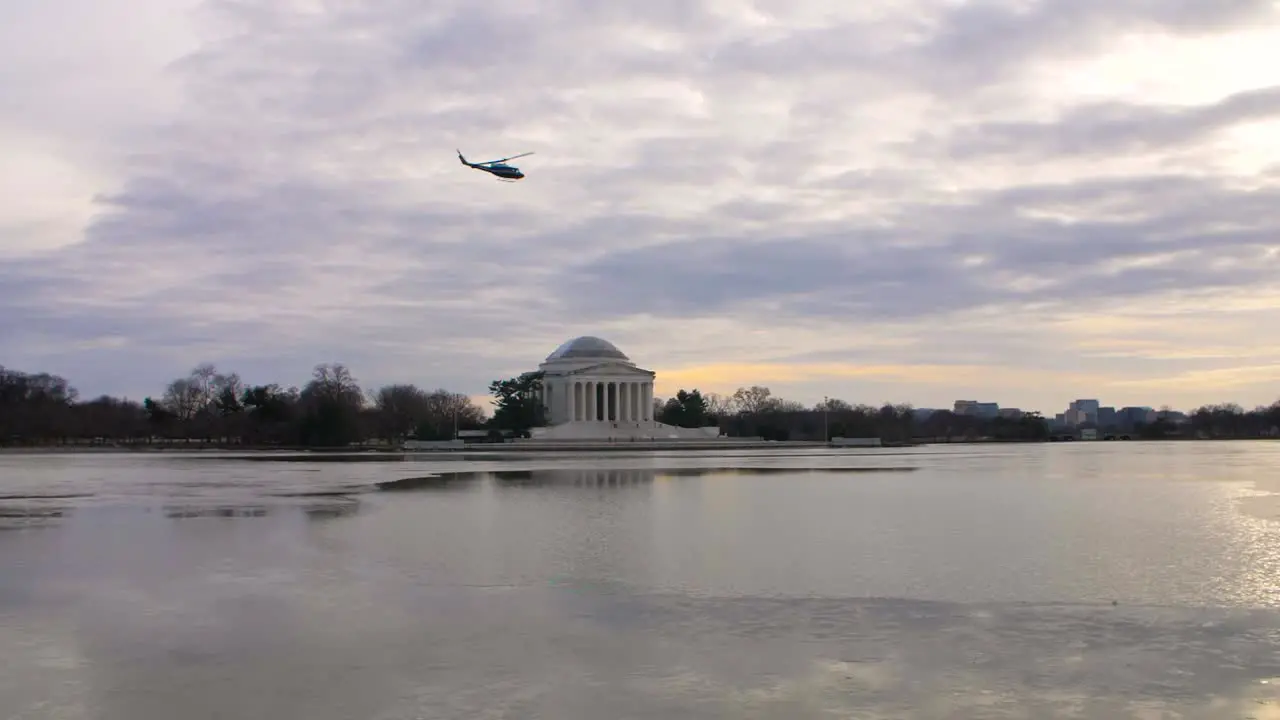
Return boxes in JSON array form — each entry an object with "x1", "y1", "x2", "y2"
[{"x1": 545, "y1": 336, "x2": 630, "y2": 363}]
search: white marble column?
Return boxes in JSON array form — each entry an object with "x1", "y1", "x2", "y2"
[
  {"x1": 619, "y1": 382, "x2": 628, "y2": 423},
  {"x1": 630, "y1": 383, "x2": 639, "y2": 421},
  {"x1": 584, "y1": 381, "x2": 593, "y2": 422},
  {"x1": 643, "y1": 382, "x2": 652, "y2": 421}
]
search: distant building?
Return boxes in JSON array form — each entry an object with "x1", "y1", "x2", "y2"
[
  {"x1": 1068, "y1": 399, "x2": 1100, "y2": 425},
  {"x1": 1063, "y1": 408, "x2": 1089, "y2": 426},
  {"x1": 912, "y1": 408, "x2": 938, "y2": 421},
  {"x1": 1097, "y1": 406, "x2": 1116, "y2": 427},
  {"x1": 1117, "y1": 406, "x2": 1156, "y2": 427},
  {"x1": 998, "y1": 408, "x2": 1024, "y2": 419},
  {"x1": 954, "y1": 400, "x2": 1000, "y2": 418}
]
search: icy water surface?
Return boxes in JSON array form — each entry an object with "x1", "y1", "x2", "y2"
[{"x1": 2, "y1": 442, "x2": 1280, "y2": 718}]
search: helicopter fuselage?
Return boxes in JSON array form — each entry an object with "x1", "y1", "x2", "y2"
[
  {"x1": 477, "y1": 164, "x2": 524, "y2": 179},
  {"x1": 458, "y1": 150, "x2": 531, "y2": 180}
]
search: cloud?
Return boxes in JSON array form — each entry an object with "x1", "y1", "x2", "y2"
[
  {"x1": 712, "y1": 0, "x2": 1276, "y2": 95},
  {"x1": 2, "y1": 0, "x2": 1279, "y2": 412},
  {"x1": 562, "y1": 173, "x2": 1280, "y2": 322},
  {"x1": 933, "y1": 85, "x2": 1280, "y2": 160}
]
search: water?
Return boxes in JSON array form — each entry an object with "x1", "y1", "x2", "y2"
[{"x1": 2, "y1": 442, "x2": 1280, "y2": 718}]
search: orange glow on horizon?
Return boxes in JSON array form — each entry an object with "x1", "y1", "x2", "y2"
[
  {"x1": 647, "y1": 360, "x2": 1280, "y2": 407},
  {"x1": 650, "y1": 361, "x2": 1102, "y2": 398}
]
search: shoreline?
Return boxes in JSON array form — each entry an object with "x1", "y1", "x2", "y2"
[
  {"x1": 0, "y1": 441, "x2": 844, "y2": 456},
  {"x1": 0, "y1": 435, "x2": 1272, "y2": 456}
]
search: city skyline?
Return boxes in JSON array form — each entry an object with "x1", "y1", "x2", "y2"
[{"x1": 3, "y1": 1, "x2": 1279, "y2": 411}]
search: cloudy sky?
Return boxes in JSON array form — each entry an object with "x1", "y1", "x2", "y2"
[{"x1": 3, "y1": 0, "x2": 1279, "y2": 414}]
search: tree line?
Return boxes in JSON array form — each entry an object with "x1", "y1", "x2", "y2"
[
  {"x1": 1183, "y1": 403, "x2": 1280, "y2": 439},
  {"x1": 0, "y1": 363, "x2": 487, "y2": 448},
  {"x1": 3, "y1": 364, "x2": 1277, "y2": 447},
  {"x1": 650, "y1": 386, "x2": 1280, "y2": 442},
  {"x1": 650, "y1": 385, "x2": 1052, "y2": 442}
]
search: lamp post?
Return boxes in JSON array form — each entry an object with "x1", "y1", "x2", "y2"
[{"x1": 823, "y1": 395, "x2": 829, "y2": 443}]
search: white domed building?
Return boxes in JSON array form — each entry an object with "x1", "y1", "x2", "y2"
[{"x1": 528, "y1": 336, "x2": 721, "y2": 442}]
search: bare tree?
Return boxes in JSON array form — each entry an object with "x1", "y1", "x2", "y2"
[
  {"x1": 297, "y1": 364, "x2": 366, "y2": 446},
  {"x1": 213, "y1": 371, "x2": 244, "y2": 407},
  {"x1": 731, "y1": 385, "x2": 776, "y2": 414},
  {"x1": 419, "y1": 389, "x2": 485, "y2": 439},
  {"x1": 189, "y1": 363, "x2": 219, "y2": 409},
  {"x1": 773, "y1": 399, "x2": 806, "y2": 412},
  {"x1": 372, "y1": 384, "x2": 430, "y2": 441},
  {"x1": 162, "y1": 378, "x2": 202, "y2": 419},
  {"x1": 703, "y1": 392, "x2": 733, "y2": 417},
  {"x1": 303, "y1": 364, "x2": 364, "y2": 406},
  {"x1": 214, "y1": 377, "x2": 245, "y2": 418},
  {"x1": 815, "y1": 397, "x2": 853, "y2": 412}
]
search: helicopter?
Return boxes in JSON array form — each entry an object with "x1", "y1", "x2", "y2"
[{"x1": 457, "y1": 149, "x2": 534, "y2": 181}]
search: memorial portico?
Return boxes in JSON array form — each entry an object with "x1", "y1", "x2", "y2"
[{"x1": 555, "y1": 377, "x2": 653, "y2": 423}]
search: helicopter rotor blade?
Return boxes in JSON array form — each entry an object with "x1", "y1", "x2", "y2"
[{"x1": 478, "y1": 151, "x2": 534, "y2": 164}]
